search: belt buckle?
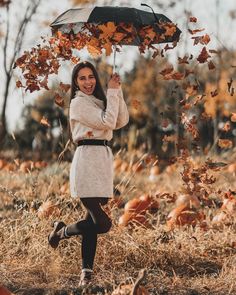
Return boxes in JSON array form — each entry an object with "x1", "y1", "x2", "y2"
[{"x1": 103, "y1": 140, "x2": 107, "y2": 146}]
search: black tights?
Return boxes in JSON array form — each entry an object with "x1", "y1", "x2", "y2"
[{"x1": 65, "y1": 197, "x2": 112, "y2": 269}]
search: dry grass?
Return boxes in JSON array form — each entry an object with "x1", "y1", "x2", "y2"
[{"x1": 0, "y1": 151, "x2": 236, "y2": 295}]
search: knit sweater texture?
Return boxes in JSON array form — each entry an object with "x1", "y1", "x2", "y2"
[{"x1": 69, "y1": 88, "x2": 129, "y2": 198}]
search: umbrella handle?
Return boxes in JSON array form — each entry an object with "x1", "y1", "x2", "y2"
[{"x1": 113, "y1": 45, "x2": 116, "y2": 74}]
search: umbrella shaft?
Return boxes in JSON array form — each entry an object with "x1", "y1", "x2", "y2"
[{"x1": 113, "y1": 45, "x2": 116, "y2": 74}]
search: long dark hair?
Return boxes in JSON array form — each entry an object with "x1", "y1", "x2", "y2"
[{"x1": 70, "y1": 61, "x2": 107, "y2": 108}]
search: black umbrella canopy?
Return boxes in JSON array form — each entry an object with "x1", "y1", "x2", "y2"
[{"x1": 50, "y1": 6, "x2": 181, "y2": 45}]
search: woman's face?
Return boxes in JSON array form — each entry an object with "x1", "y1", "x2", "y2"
[{"x1": 76, "y1": 67, "x2": 96, "y2": 95}]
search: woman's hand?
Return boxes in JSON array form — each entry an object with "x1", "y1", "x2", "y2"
[{"x1": 107, "y1": 73, "x2": 121, "y2": 89}]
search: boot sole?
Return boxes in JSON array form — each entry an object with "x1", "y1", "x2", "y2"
[{"x1": 48, "y1": 221, "x2": 66, "y2": 249}]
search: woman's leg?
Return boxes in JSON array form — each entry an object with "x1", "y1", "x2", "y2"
[
  {"x1": 65, "y1": 197, "x2": 111, "y2": 235},
  {"x1": 65, "y1": 198, "x2": 112, "y2": 270}
]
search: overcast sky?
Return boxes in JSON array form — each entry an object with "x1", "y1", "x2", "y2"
[{"x1": 2, "y1": 0, "x2": 236, "y2": 131}]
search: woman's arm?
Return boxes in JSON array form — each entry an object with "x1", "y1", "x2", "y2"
[{"x1": 115, "y1": 88, "x2": 129, "y2": 130}]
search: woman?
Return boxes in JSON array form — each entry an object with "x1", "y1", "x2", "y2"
[{"x1": 48, "y1": 61, "x2": 129, "y2": 286}]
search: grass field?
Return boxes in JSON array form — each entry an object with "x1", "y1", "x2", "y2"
[{"x1": 0, "y1": 149, "x2": 236, "y2": 295}]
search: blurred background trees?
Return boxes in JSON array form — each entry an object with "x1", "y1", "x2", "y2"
[{"x1": 0, "y1": 0, "x2": 236, "y2": 161}]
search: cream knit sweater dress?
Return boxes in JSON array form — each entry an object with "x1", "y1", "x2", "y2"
[{"x1": 69, "y1": 88, "x2": 129, "y2": 199}]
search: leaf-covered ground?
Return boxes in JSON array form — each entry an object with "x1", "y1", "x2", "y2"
[{"x1": 0, "y1": 150, "x2": 236, "y2": 295}]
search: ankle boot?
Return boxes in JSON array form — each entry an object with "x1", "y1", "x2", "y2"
[
  {"x1": 78, "y1": 269, "x2": 93, "y2": 287},
  {"x1": 48, "y1": 221, "x2": 68, "y2": 249}
]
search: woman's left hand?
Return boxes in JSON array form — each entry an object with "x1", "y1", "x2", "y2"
[{"x1": 107, "y1": 73, "x2": 121, "y2": 89}]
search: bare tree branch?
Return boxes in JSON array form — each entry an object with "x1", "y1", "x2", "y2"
[
  {"x1": 10, "y1": 0, "x2": 42, "y2": 74},
  {"x1": 3, "y1": 4, "x2": 10, "y2": 75}
]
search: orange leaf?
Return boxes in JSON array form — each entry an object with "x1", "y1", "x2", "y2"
[
  {"x1": 131, "y1": 99, "x2": 141, "y2": 110},
  {"x1": 54, "y1": 93, "x2": 64, "y2": 108},
  {"x1": 40, "y1": 116, "x2": 50, "y2": 128},
  {"x1": 231, "y1": 113, "x2": 236, "y2": 122},
  {"x1": 163, "y1": 23, "x2": 176, "y2": 37},
  {"x1": 98, "y1": 22, "x2": 117, "y2": 40},
  {"x1": 103, "y1": 42, "x2": 113, "y2": 56},
  {"x1": 222, "y1": 121, "x2": 231, "y2": 132},
  {"x1": 16, "y1": 80, "x2": 23, "y2": 88},
  {"x1": 188, "y1": 28, "x2": 205, "y2": 35},
  {"x1": 218, "y1": 139, "x2": 233, "y2": 149}
]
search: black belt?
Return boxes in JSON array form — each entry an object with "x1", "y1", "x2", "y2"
[{"x1": 77, "y1": 139, "x2": 112, "y2": 147}]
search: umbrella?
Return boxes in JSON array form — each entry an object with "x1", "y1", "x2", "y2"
[{"x1": 50, "y1": 4, "x2": 181, "y2": 71}]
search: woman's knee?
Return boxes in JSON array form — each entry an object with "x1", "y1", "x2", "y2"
[{"x1": 96, "y1": 218, "x2": 112, "y2": 234}]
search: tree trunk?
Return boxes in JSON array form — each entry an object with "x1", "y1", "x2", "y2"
[{"x1": 0, "y1": 73, "x2": 11, "y2": 143}]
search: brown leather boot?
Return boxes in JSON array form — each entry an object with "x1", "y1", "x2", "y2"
[
  {"x1": 48, "y1": 221, "x2": 68, "y2": 249},
  {"x1": 78, "y1": 269, "x2": 93, "y2": 287}
]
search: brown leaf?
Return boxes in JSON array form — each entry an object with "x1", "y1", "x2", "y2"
[
  {"x1": 208, "y1": 60, "x2": 215, "y2": 70},
  {"x1": 54, "y1": 93, "x2": 64, "y2": 108},
  {"x1": 189, "y1": 16, "x2": 197, "y2": 22},
  {"x1": 222, "y1": 121, "x2": 231, "y2": 132},
  {"x1": 218, "y1": 139, "x2": 233, "y2": 149},
  {"x1": 211, "y1": 89, "x2": 218, "y2": 97},
  {"x1": 197, "y1": 47, "x2": 211, "y2": 63},
  {"x1": 178, "y1": 56, "x2": 189, "y2": 64},
  {"x1": 59, "y1": 82, "x2": 70, "y2": 92},
  {"x1": 188, "y1": 28, "x2": 205, "y2": 35},
  {"x1": 227, "y1": 78, "x2": 233, "y2": 93},
  {"x1": 159, "y1": 66, "x2": 174, "y2": 76},
  {"x1": 230, "y1": 113, "x2": 236, "y2": 122},
  {"x1": 16, "y1": 80, "x2": 23, "y2": 88}
]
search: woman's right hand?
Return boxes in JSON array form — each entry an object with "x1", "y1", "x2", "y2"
[{"x1": 107, "y1": 73, "x2": 121, "y2": 89}]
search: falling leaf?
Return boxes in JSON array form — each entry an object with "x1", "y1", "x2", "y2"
[
  {"x1": 192, "y1": 34, "x2": 211, "y2": 45},
  {"x1": 178, "y1": 56, "x2": 189, "y2": 64},
  {"x1": 160, "y1": 66, "x2": 174, "y2": 76},
  {"x1": 210, "y1": 89, "x2": 218, "y2": 97},
  {"x1": 131, "y1": 99, "x2": 141, "y2": 110},
  {"x1": 227, "y1": 78, "x2": 233, "y2": 93},
  {"x1": 59, "y1": 82, "x2": 70, "y2": 92},
  {"x1": 222, "y1": 121, "x2": 231, "y2": 132},
  {"x1": 16, "y1": 80, "x2": 23, "y2": 88},
  {"x1": 218, "y1": 139, "x2": 233, "y2": 149},
  {"x1": 188, "y1": 28, "x2": 205, "y2": 35},
  {"x1": 54, "y1": 93, "x2": 64, "y2": 108},
  {"x1": 189, "y1": 16, "x2": 197, "y2": 22},
  {"x1": 40, "y1": 116, "x2": 51, "y2": 128},
  {"x1": 197, "y1": 47, "x2": 211, "y2": 63},
  {"x1": 208, "y1": 60, "x2": 215, "y2": 70},
  {"x1": 230, "y1": 113, "x2": 236, "y2": 122}
]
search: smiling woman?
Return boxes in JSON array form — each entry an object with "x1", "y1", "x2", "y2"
[{"x1": 48, "y1": 60, "x2": 129, "y2": 286}]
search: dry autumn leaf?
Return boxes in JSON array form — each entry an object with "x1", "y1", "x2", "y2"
[
  {"x1": 59, "y1": 82, "x2": 70, "y2": 92},
  {"x1": 188, "y1": 28, "x2": 205, "y2": 35},
  {"x1": 218, "y1": 139, "x2": 233, "y2": 149},
  {"x1": 231, "y1": 113, "x2": 236, "y2": 122},
  {"x1": 189, "y1": 16, "x2": 197, "y2": 22},
  {"x1": 222, "y1": 121, "x2": 231, "y2": 132},
  {"x1": 208, "y1": 60, "x2": 215, "y2": 70},
  {"x1": 54, "y1": 93, "x2": 64, "y2": 108},
  {"x1": 40, "y1": 116, "x2": 51, "y2": 128},
  {"x1": 197, "y1": 46, "x2": 211, "y2": 63}
]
